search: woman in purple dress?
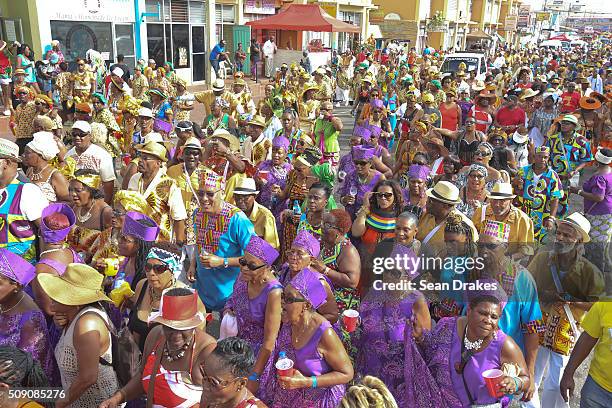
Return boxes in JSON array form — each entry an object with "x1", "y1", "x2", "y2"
[
  {"x1": 224, "y1": 235, "x2": 283, "y2": 404},
  {"x1": 0, "y1": 248, "x2": 57, "y2": 385},
  {"x1": 357, "y1": 244, "x2": 436, "y2": 406},
  {"x1": 415, "y1": 279, "x2": 530, "y2": 407},
  {"x1": 403, "y1": 164, "x2": 430, "y2": 211},
  {"x1": 272, "y1": 268, "x2": 353, "y2": 408},
  {"x1": 277, "y1": 230, "x2": 339, "y2": 324},
  {"x1": 256, "y1": 136, "x2": 292, "y2": 223},
  {"x1": 337, "y1": 126, "x2": 372, "y2": 181},
  {"x1": 338, "y1": 146, "x2": 385, "y2": 219}
]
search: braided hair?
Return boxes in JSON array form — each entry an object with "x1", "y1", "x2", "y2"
[
  {"x1": 444, "y1": 212, "x2": 476, "y2": 259},
  {"x1": 340, "y1": 376, "x2": 398, "y2": 408}
]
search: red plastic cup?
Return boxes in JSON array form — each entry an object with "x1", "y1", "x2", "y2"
[
  {"x1": 259, "y1": 170, "x2": 269, "y2": 181},
  {"x1": 275, "y1": 359, "x2": 294, "y2": 377},
  {"x1": 342, "y1": 309, "x2": 360, "y2": 333},
  {"x1": 122, "y1": 154, "x2": 131, "y2": 165},
  {"x1": 482, "y1": 369, "x2": 504, "y2": 398}
]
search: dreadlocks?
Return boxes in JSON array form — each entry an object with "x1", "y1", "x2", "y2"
[{"x1": 444, "y1": 211, "x2": 477, "y2": 259}]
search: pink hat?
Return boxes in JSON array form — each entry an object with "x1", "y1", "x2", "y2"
[
  {"x1": 408, "y1": 164, "x2": 431, "y2": 181},
  {"x1": 292, "y1": 230, "x2": 320, "y2": 258},
  {"x1": 353, "y1": 125, "x2": 372, "y2": 142},
  {"x1": 272, "y1": 136, "x2": 290, "y2": 150},
  {"x1": 290, "y1": 267, "x2": 327, "y2": 309},
  {"x1": 245, "y1": 234, "x2": 279, "y2": 265}
]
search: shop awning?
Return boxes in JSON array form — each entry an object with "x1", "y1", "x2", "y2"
[
  {"x1": 549, "y1": 34, "x2": 571, "y2": 41},
  {"x1": 466, "y1": 29, "x2": 493, "y2": 40},
  {"x1": 245, "y1": 4, "x2": 360, "y2": 33}
]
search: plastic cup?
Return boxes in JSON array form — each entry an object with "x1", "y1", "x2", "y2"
[
  {"x1": 259, "y1": 170, "x2": 270, "y2": 181},
  {"x1": 122, "y1": 154, "x2": 131, "y2": 166},
  {"x1": 482, "y1": 369, "x2": 504, "y2": 398},
  {"x1": 275, "y1": 359, "x2": 294, "y2": 378},
  {"x1": 342, "y1": 309, "x2": 360, "y2": 333}
]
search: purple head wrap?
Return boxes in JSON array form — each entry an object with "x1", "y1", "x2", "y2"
[
  {"x1": 408, "y1": 164, "x2": 431, "y2": 181},
  {"x1": 290, "y1": 267, "x2": 327, "y2": 309},
  {"x1": 370, "y1": 98, "x2": 384, "y2": 109},
  {"x1": 292, "y1": 230, "x2": 320, "y2": 258},
  {"x1": 389, "y1": 243, "x2": 418, "y2": 277},
  {"x1": 272, "y1": 136, "x2": 290, "y2": 151},
  {"x1": 40, "y1": 203, "x2": 76, "y2": 243},
  {"x1": 122, "y1": 211, "x2": 160, "y2": 242},
  {"x1": 246, "y1": 234, "x2": 279, "y2": 265},
  {"x1": 353, "y1": 125, "x2": 372, "y2": 142},
  {"x1": 367, "y1": 124, "x2": 382, "y2": 138},
  {"x1": 352, "y1": 146, "x2": 375, "y2": 161},
  {"x1": 0, "y1": 248, "x2": 35, "y2": 286},
  {"x1": 466, "y1": 278, "x2": 508, "y2": 310}
]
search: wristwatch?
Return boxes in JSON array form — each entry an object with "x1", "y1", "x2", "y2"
[{"x1": 223, "y1": 257, "x2": 229, "y2": 268}]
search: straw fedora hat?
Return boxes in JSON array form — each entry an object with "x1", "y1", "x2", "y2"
[
  {"x1": 247, "y1": 115, "x2": 266, "y2": 128},
  {"x1": 301, "y1": 83, "x2": 319, "y2": 96},
  {"x1": 520, "y1": 88, "x2": 540, "y2": 100},
  {"x1": 37, "y1": 263, "x2": 112, "y2": 306},
  {"x1": 558, "y1": 212, "x2": 591, "y2": 243},
  {"x1": 487, "y1": 182, "x2": 516, "y2": 200},
  {"x1": 210, "y1": 128, "x2": 240, "y2": 152},
  {"x1": 472, "y1": 80, "x2": 486, "y2": 91},
  {"x1": 475, "y1": 92, "x2": 497, "y2": 103},
  {"x1": 233, "y1": 178, "x2": 259, "y2": 195},
  {"x1": 148, "y1": 288, "x2": 206, "y2": 330},
  {"x1": 137, "y1": 141, "x2": 168, "y2": 162},
  {"x1": 426, "y1": 181, "x2": 460, "y2": 205},
  {"x1": 579, "y1": 96, "x2": 602, "y2": 110},
  {"x1": 212, "y1": 79, "x2": 225, "y2": 92}
]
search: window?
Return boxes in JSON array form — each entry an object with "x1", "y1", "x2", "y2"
[
  {"x1": 115, "y1": 24, "x2": 135, "y2": 70},
  {"x1": 147, "y1": 23, "x2": 165, "y2": 65},
  {"x1": 51, "y1": 21, "x2": 113, "y2": 62},
  {"x1": 189, "y1": 0, "x2": 206, "y2": 24},
  {"x1": 145, "y1": 0, "x2": 163, "y2": 22},
  {"x1": 171, "y1": 0, "x2": 189, "y2": 22},
  {"x1": 215, "y1": 5, "x2": 235, "y2": 24},
  {"x1": 172, "y1": 24, "x2": 190, "y2": 68}
]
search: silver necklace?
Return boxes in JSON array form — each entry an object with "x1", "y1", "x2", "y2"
[
  {"x1": 463, "y1": 327, "x2": 484, "y2": 351},
  {"x1": 28, "y1": 164, "x2": 50, "y2": 182},
  {"x1": 40, "y1": 245, "x2": 66, "y2": 257},
  {"x1": 77, "y1": 201, "x2": 95, "y2": 223},
  {"x1": 0, "y1": 293, "x2": 25, "y2": 314}
]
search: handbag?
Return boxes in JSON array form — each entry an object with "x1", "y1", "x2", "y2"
[
  {"x1": 219, "y1": 313, "x2": 238, "y2": 340},
  {"x1": 100, "y1": 319, "x2": 142, "y2": 387}
]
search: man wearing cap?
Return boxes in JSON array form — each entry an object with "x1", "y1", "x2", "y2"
[
  {"x1": 127, "y1": 141, "x2": 186, "y2": 243},
  {"x1": 167, "y1": 137, "x2": 206, "y2": 273},
  {"x1": 131, "y1": 106, "x2": 155, "y2": 146},
  {"x1": 65, "y1": 120, "x2": 116, "y2": 204},
  {"x1": 109, "y1": 54, "x2": 131, "y2": 83},
  {"x1": 262, "y1": 36, "x2": 277, "y2": 78},
  {"x1": 545, "y1": 114, "x2": 592, "y2": 218},
  {"x1": 471, "y1": 182, "x2": 534, "y2": 258},
  {"x1": 241, "y1": 115, "x2": 270, "y2": 166},
  {"x1": 12, "y1": 86, "x2": 37, "y2": 153},
  {"x1": 204, "y1": 129, "x2": 253, "y2": 198},
  {"x1": 476, "y1": 220, "x2": 543, "y2": 403},
  {"x1": 313, "y1": 68, "x2": 333, "y2": 102},
  {"x1": 314, "y1": 101, "x2": 343, "y2": 167},
  {"x1": 0, "y1": 139, "x2": 49, "y2": 262},
  {"x1": 416, "y1": 181, "x2": 478, "y2": 247},
  {"x1": 515, "y1": 146, "x2": 563, "y2": 244},
  {"x1": 194, "y1": 79, "x2": 239, "y2": 118},
  {"x1": 560, "y1": 82, "x2": 581, "y2": 113},
  {"x1": 233, "y1": 178, "x2": 279, "y2": 249},
  {"x1": 232, "y1": 78, "x2": 256, "y2": 118},
  {"x1": 527, "y1": 213, "x2": 604, "y2": 408},
  {"x1": 190, "y1": 169, "x2": 255, "y2": 311}
]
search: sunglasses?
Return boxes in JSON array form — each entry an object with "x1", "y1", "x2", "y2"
[
  {"x1": 113, "y1": 209, "x2": 127, "y2": 217},
  {"x1": 281, "y1": 293, "x2": 306, "y2": 304},
  {"x1": 145, "y1": 262, "x2": 169, "y2": 274},
  {"x1": 375, "y1": 192, "x2": 394, "y2": 199},
  {"x1": 71, "y1": 131, "x2": 88, "y2": 138},
  {"x1": 469, "y1": 173, "x2": 485, "y2": 179},
  {"x1": 465, "y1": 121, "x2": 476, "y2": 125},
  {"x1": 322, "y1": 222, "x2": 339, "y2": 230},
  {"x1": 239, "y1": 257, "x2": 266, "y2": 271},
  {"x1": 474, "y1": 150, "x2": 490, "y2": 157},
  {"x1": 18, "y1": 91, "x2": 28, "y2": 96},
  {"x1": 198, "y1": 190, "x2": 221, "y2": 199},
  {"x1": 200, "y1": 366, "x2": 240, "y2": 389},
  {"x1": 34, "y1": 101, "x2": 44, "y2": 106},
  {"x1": 354, "y1": 160, "x2": 369, "y2": 166}
]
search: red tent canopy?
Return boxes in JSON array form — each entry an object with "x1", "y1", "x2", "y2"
[
  {"x1": 549, "y1": 34, "x2": 571, "y2": 41},
  {"x1": 245, "y1": 4, "x2": 360, "y2": 33}
]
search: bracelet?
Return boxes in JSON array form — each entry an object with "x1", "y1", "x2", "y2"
[
  {"x1": 248, "y1": 372, "x2": 260, "y2": 382},
  {"x1": 577, "y1": 189, "x2": 583, "y2": 196},
  {"x1": 311, "y1": 376, "x2": 318, "y2": 389},
  {"x1": 323, "y1": 267, "x2": 331, "y2": 276}
]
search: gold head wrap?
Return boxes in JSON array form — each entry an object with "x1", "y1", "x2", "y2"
[
  {"x1": 74, "y1": 173, "x2": 101, "y2": 190},
  {"x1": 114, "y1": 190, "x2": 149, "y2": 214}
]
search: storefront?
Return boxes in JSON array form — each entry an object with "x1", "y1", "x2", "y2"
[
  {"x1": 34, "y1": 0, "x2": 136, "y2": 68},
  {"x1": 144, "y1": 0, "x2": 208, "y2": 83}
]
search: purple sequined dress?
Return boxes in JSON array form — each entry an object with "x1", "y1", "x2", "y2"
[
  {"x1": 256, "y1": 161, "x2": 292, "y2": 222},
  {"x1": 225, "y1": 278, "x2": 283, "y2": 404},
  {"x1": 0, "y1": 308, "x2": 59, "y2": 385},
  {"x1": 357, "y1": 290, "x2": 444, "y2": 407},
  {"x1": 419, "y1": 317, "x2": 510, "y2": 407},
  {"x1": 270, "y1": 321, "x2": 346, "y2": 408}
]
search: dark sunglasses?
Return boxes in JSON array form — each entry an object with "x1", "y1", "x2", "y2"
[
  {"x1": 281, "y1": 293, "x2": 306, "y2": 304},
  {"x1": 18, "y1": 91, "x2": 28, "y2": 96},
  {"x1": 376, "y1": 192, "x2": 394, "y2": 199},
  {"x1": 34, "y1": 101, "x2": 44, "y2": 106},
  {"x1": 465, "y1": 121, "x2": 476, "y2": 125},
  {"x1": 238, "y1": 257, "x2": 266, "y2": 271},
  {"x1": 354, "y1": 160, "x2": 369, "y2": 166},
  {"x1": 71, "y1": 131, "x2": 88, "y2": 138},
  {"x1": 198, "y1": 190, "x2": 221, "y2": 199},
  {"x1": 474, "y1": 150, "x2": 490, "y2": 157},
  {"x1": 145, "y1": 262, "x2": 169, "y2": 274}
]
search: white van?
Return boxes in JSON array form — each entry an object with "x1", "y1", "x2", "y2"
[{"x1": 441, "y1": 52, "x2": 487, "y2": 81}]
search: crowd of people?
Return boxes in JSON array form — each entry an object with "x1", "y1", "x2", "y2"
[{"x1": 0, "y1": 35, "x2": 611, "y2": 408}]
